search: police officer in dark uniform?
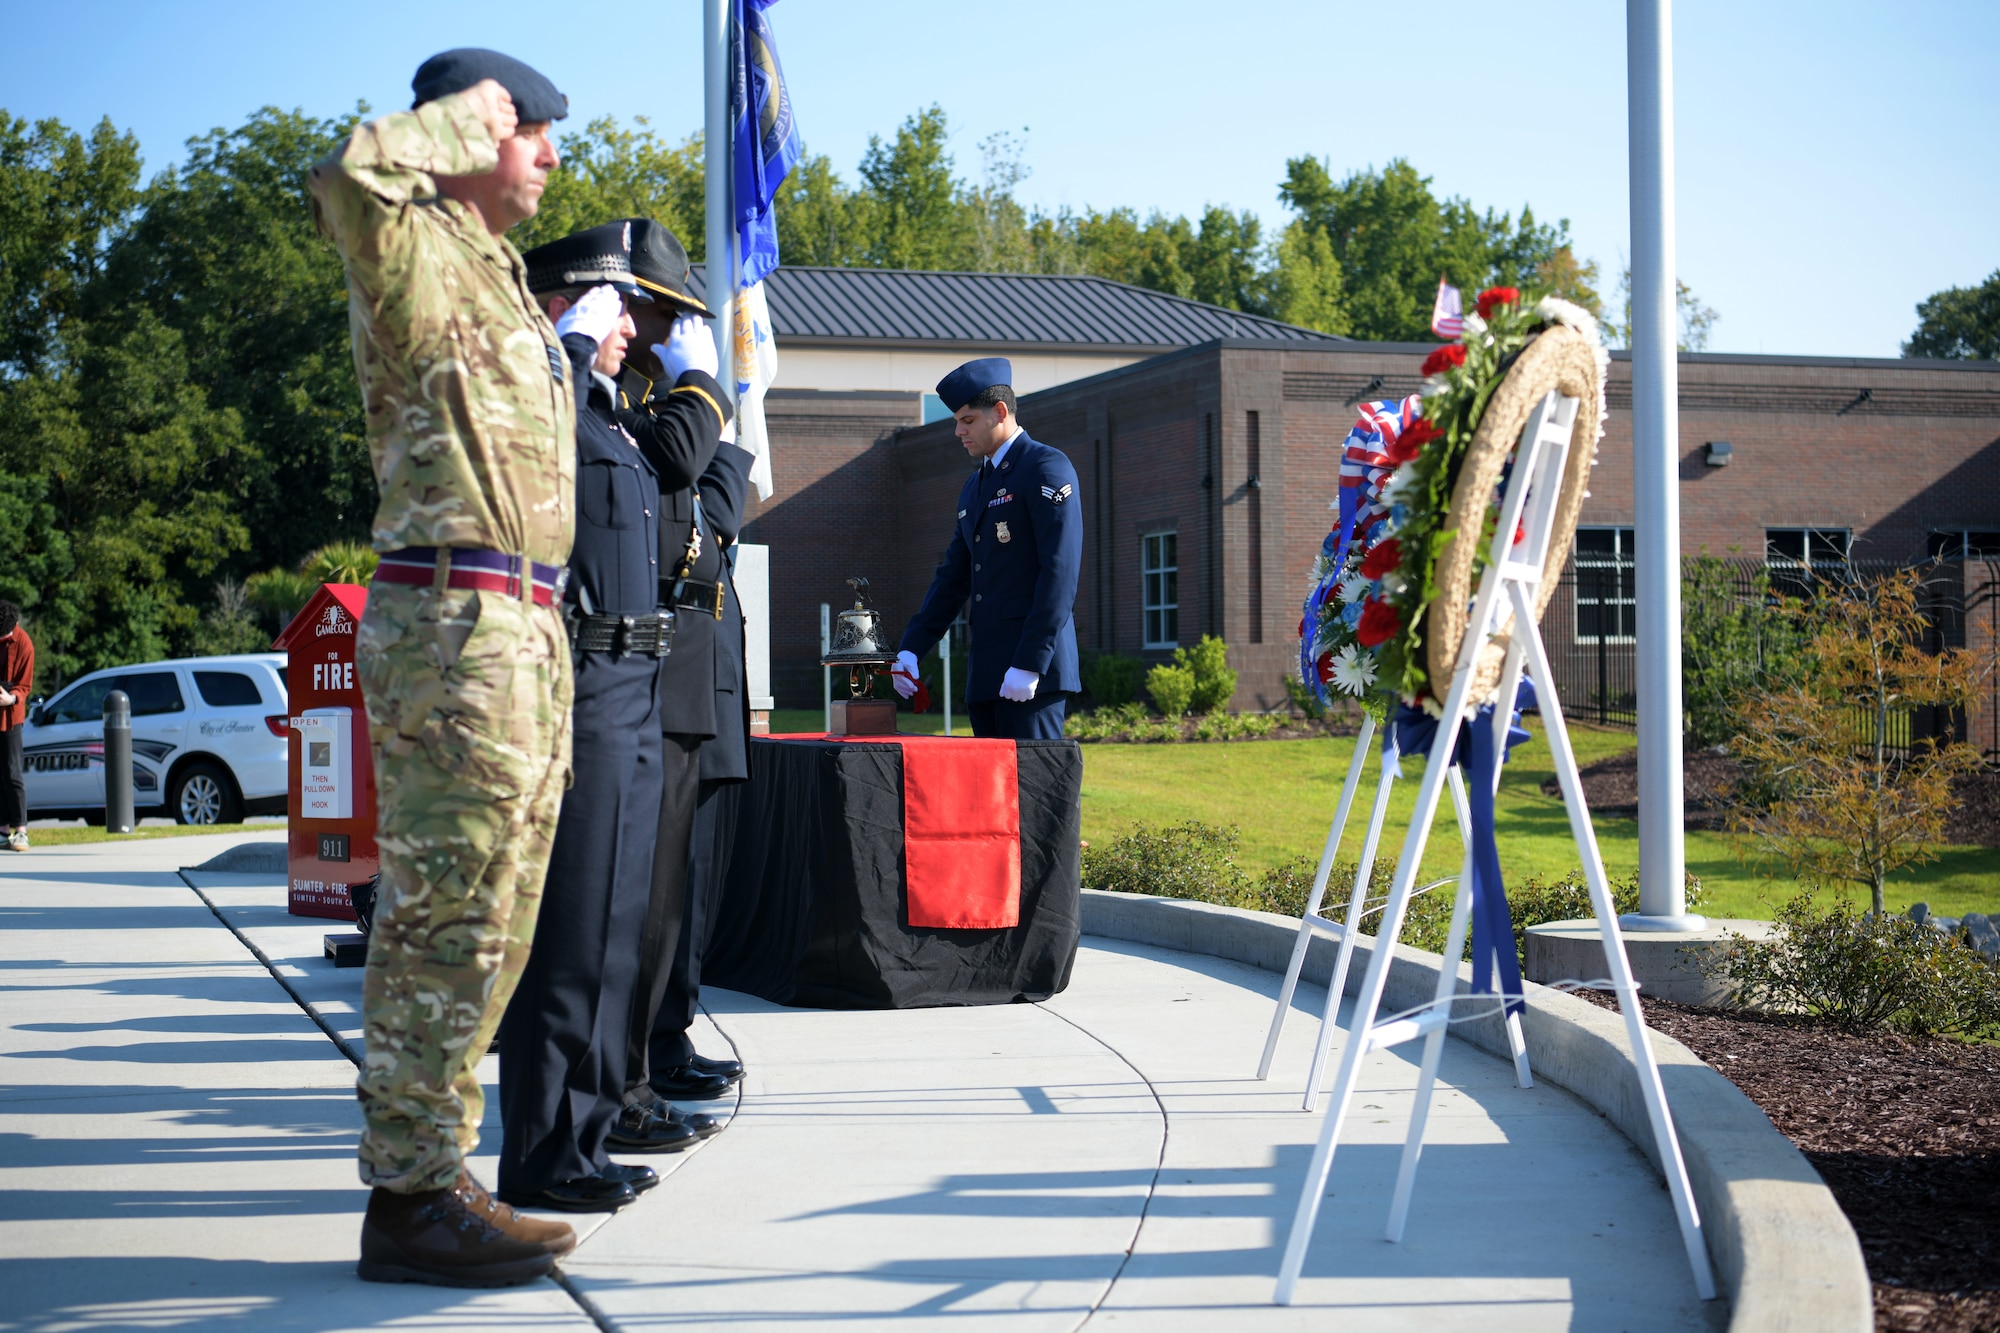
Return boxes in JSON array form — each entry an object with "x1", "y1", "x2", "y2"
[
  {"x1": 647, "y1": 425, "x2": 754, "y2": 1092},
  {"x1": 893, "y1": 359, "x2": 1082, "y2": 739},
  {"x1": 615, "y1": 219, "x2": 751, "y2": 1113},
  {"x1": 496, "y1": 221, "x2": 728, "y2": 1212}
]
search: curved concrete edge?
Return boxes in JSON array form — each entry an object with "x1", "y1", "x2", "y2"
[{"x1": 1079, "y1": 889, "x2": 1872, "y2": 1333}]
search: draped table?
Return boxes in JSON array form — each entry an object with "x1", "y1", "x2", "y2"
[{"x1": 701, "y1": 735, "x2": 1083, "y2": 1009}]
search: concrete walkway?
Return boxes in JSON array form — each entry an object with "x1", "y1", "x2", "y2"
[{"x1": 0, "y1": 833, "x2": 1722, "y2": 1332}]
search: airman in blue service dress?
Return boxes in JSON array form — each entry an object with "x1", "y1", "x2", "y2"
[
  {"x1": 495, "y1": 222, "x2": 729, "y2": 1213},
  {"x1": 897, "y1": 358, "x2": 1083, "y2": 740}
]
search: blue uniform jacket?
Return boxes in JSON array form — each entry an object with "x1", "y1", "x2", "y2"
[{"x1": 900, "y1": 431, "x2": 1082, "y2": 702}]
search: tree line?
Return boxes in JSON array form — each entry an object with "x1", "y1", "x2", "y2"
[{"x1": 0, "y1": 101, "x2": 1982, "y2": 686}]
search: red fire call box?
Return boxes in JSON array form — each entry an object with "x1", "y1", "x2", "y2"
[{"x1": 274, "y1": 584, "x2": 378, "y2": 920}]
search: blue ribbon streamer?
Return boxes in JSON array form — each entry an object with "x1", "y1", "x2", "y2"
[{"x1": 1387, "y1": 678, "x2": 1536, "y2": 1015}]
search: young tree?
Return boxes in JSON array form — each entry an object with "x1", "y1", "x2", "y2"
[
  {"x1": 1903, "y1": 268, "x2": 2000, "y2": 360},
  {"x1": 1729, "y1": 570, "x2": 1986, "y2": 915}
]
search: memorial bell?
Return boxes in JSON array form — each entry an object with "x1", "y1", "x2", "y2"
[{"x1": 820, "y1": 577, "x2": 899, "y2": 736}]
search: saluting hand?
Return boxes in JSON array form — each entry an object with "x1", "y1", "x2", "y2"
[
  {"x1": 554, "y1": 284, "x2": 625, "y2": 346},
  {"x1": 461, "y1": 77, "x2": 519, "y2": 144},
  {"x1": 652, "y1": 314, "x2": 719, "y2": 383}
]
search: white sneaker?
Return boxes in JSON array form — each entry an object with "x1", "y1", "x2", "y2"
[{"x1": 8, "y1": 829, "x2": 26, "y2": 851}]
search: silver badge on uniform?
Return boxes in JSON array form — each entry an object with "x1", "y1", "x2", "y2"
[{"x1": 995, "y1": 521, "x2": 1012, "y2": 543}]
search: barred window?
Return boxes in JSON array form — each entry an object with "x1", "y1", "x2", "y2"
[
  {"x1": 1573, "y1": 526, "x2": 1636, "y2": 644},
  {"x1": 1927, "y1": 530, "x2": 2000, "y2": 560},
  {"x1": 1142, "y1": 532, "x2": 1179, "y2": 650}
]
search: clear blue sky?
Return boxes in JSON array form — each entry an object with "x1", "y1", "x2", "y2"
[{"x1": 4, "y1": 0, "x2": 1994, "y2": 358}]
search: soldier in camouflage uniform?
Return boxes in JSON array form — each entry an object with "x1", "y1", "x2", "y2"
[{"x1": 308, "y1": 48, "x2": 582, "y2": 1287}]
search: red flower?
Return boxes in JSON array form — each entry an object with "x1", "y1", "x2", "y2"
[
  {"x1": 1359, "y1": 538, "x2": 1403, "y2": 580},
  {"x1": 1385, "y1": 417, "x2": 1440, "y2": 464},
  {"x1": 1475, "y1": 286, "x2": 1520, "y2": 319},
  {"x1": 1356, "y1": 596, "x2": 1402, "y2": 648},
  {"x1": 1315, "y1": 650, "x2": 1336, "y2": 684},
  {"x1": 1420, "y1": 344, "x2": 1466, "y2": 377}
]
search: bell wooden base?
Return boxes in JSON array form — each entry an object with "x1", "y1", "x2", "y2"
[{"x1": 828, "y1": 699, "x2": 898, "y2": 737}]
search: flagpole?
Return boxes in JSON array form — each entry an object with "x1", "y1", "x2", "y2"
[
  {"x1": 703, "y1": 0, "x2": 736, "y2": 401},
  {"x1": 1625, "y1": 0, "x2": 1701, "y2": 929}
]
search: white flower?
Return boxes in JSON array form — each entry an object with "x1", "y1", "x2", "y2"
[
  {"x1": 1378, "y1": 461, "x2": 1420, "y2": 506},
  {"x1": 1338, "y1": 573, "x2": 1370, "y2": 604},
  {"x1": 1462, "y1": 312, "x2": 1488, "y2": 339},
  {"x1": 1536, "y1": 295, "x2": 1602, "y2": 347},
  {"x1": 1330, "y1": 646, "x2": 1377, "y2": 696}
]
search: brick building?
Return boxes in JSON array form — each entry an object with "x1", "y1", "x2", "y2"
[{"x1": 703, "y1": 268, "x2": 2000, "y2": 712}]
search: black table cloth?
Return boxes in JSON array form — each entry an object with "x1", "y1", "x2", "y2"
[{"x1": 702, "y1": 736, "x2": 1082, "y2": 1009}]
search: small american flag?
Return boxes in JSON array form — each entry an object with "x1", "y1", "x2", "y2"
[{"x1": 1431, "y1": 277, "x2": 1464, "y2": 339}]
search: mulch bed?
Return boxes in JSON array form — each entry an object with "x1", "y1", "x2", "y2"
[
  {"x1": 1577, "y1": 991, "x2": 2000, "y2": 1331},
  {"x1": 1546, "y1": 751, "x2": 2000, "y2": 847}
]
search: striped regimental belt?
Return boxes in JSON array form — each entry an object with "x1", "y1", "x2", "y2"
[
  {"x1": 568, "y1": 610, "x2": 675, "y2": 658},
  {"x1": 373, "y1": 548, "x2": 569, "y2": 606}
]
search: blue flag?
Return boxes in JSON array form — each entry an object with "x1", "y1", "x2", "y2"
[{"x1": 731, "y1": 0, "x2": 802, "y2": 289}]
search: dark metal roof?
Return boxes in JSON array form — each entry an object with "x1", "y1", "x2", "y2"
[{"x1": 686, "y1": 264, "x2": 1345, "y2": 352}]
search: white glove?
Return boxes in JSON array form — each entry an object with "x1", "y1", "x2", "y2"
[
  {"x1": 890, "y1": 650, "x2": 920, "y2": 699},
  {"x1": 1000, "y1": 667, "x2": 1040, "y2": 702},
  {"x1": 654, "y1": 314, "x2": 719, "y2": 382},
  {"x1": 554, "y1": 284, "x2": 624, "y2": 346}
]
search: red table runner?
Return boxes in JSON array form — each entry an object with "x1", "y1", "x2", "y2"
[{"x1": 771, "y1": 734, "x2": 1021, "y2": 929}]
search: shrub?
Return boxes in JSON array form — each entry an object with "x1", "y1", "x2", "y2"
[
  {"x1": 1146, "y1": 661, "x2": 1196, "y2": 717},
  {"x1": 1081, "y1": 820, "x2": 1247, "y2": 901},
  {"x1": 1083, "y1": 652, "x2": 1145, "y2": 707},
  {"x1": 1065, "y1": 701, "x2": 1151, "y2": 741},
  {"x1": 1697, "y1": 892, "x2": 2000, "y2": 1036},
  {"x1": 1182, "y1": 635, "x2": 1238, "y2": 713},
  {"x1": 1192, "y1": 710, "x2": 1280, "y2": 741},
  {"x1": 1681, "y1": 554, "x2": 1803, "y2": 749}
]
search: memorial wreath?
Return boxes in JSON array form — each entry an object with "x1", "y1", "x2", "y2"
[{"x1": 1301, "y1": 287, "x2": 1609, "y2": 717}]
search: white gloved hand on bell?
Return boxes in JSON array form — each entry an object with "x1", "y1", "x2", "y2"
[
  {"x1": 890, "y1": 650, "x2": 920, "y2": 699},
  {"x1": 554, "y1": 284, "x2": 625, "y2": 346},
  {"x1": 999, "y1": 667, "x2": 1040, "y2": 702},
  {"x1": 654, "y1": 314, "x2": 719, "y2": 382}
]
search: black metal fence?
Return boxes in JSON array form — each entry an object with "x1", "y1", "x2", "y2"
[{"x1": 1535, "y1": 555, "x2": 2000, "y2": 762}]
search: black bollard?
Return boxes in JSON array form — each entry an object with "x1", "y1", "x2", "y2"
[{"x1": 103, "y1": 689, "x2": 134, "y2": 834}]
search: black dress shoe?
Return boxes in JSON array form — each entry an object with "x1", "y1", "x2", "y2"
[
  {"x1": 641, "y1": 1097, "x2": 723, "y2": 1140},
  {"x1": 688, "y1": 1052, "x2": 745, "y2": 1084},
  {"x1": 649, "y1": 1064, "x2": 732, "y2": 1100},
  {"x1": 604, "y1": 1102, "x2": 698, "y2": 1153},
  {"x1": 599, "y1": 1162, "x2": 659, "y2": 1194},
  {"x1": 495, "y1": 1174, "x2": 636, "y2": 1213}
]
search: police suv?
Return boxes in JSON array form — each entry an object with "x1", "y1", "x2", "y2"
[{"x1": 22, "y1": 654, "x2": 290, "y2": 825}]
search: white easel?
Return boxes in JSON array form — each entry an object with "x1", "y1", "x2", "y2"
[
  {"x1": 1256, "y1": 718, "x2": 1534, "y2": 1111},
  {"x1": 1272, "y1": 390, "x2": 1718, "y2": 1305}
]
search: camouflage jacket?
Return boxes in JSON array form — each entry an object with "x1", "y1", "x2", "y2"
[{"x1": 308, "y1": 91, "x2": 574, "y2": 566}]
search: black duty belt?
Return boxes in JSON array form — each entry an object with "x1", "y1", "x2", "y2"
[
  {"x1": 568, "y1": 610, "x2": 675, "y2": 658},
  {"x1": 663, "y1": 577, "x2": 725, "y2": 618}
]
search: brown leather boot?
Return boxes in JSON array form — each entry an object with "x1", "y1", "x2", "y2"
[
  {"x1": 454, "y1": 1175, "x2": 578, "y2": 1256},
  {"x1": 357, "y1": 1181, "x2": 560, "y2": 1287}
]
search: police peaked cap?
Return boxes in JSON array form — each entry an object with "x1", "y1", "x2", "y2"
[
  {"x1": 412, "y1": 48, "x2": 569, "y2": 124},
  {"x1": 936, "y1": 358, "x2": 1013, "y2": 412},
  {"x1": 521, "y1": 222, "x2": 652, "y2": 301},
  {"x1": 622, "y1": 218, "x2": 714, "y2": 318}
]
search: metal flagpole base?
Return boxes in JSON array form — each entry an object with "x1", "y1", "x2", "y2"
[{"x1": 1620, "y1": 912, "x2": 1711, "y2": 932}]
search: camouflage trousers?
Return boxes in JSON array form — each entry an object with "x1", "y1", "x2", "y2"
[{"x1": 353, "y1": 582, "x2": 573, "y2": 1193}]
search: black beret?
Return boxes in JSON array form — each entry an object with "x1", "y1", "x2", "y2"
[
  {"x1": 522, "y1": 222, "x2": 651, "y2": 300},
  {"x1": 936, "y1": 358, "x2": 1013, "y2": 412},
  {"x1": 623, "y1": 218, "x2": 713, "y2": 318},
  {"x1": 412, "y1": 48, "x2": 569, "y2": 125}
]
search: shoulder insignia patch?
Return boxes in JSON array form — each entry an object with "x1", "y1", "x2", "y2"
[{"x1": 1041, "y1": 483, "x2": 1073, "y2": 504}]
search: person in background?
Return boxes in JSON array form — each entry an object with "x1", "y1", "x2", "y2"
[{"x1": 0, "y1": 603, "x2": 34, "y2": 851}]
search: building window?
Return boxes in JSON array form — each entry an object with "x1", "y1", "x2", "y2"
[
  {"x1": 1572, "y1": 526, "x2": 1636, "y2": 644},
  {"x1": 1765, "y1": 527, "x2": 1851, "y2": 568},
  {"x1": 1927, "y1": 530, "x2": 2000, "y2": 560},
  {"x1": 1142, "y1": 532, "x2": 1179, "y2": 650}
]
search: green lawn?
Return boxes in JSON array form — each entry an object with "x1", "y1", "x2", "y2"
[
  {"x1": 19, "y1": 821, "x2": 283, "y2": 847},
  {"x1": 1080, "y1": 727, "x2": 1998, "y2": 921},
  {"x1": 763, "y1": 708, "x2": 1996, "y2": 920}
]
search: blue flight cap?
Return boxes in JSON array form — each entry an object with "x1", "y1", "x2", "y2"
[
  {"x1": 936, "y1": 358, "x2": 1013, "y2": 413},
  {"x1": 411, "y1": 48, "x2": 569, "y2": 124}
]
